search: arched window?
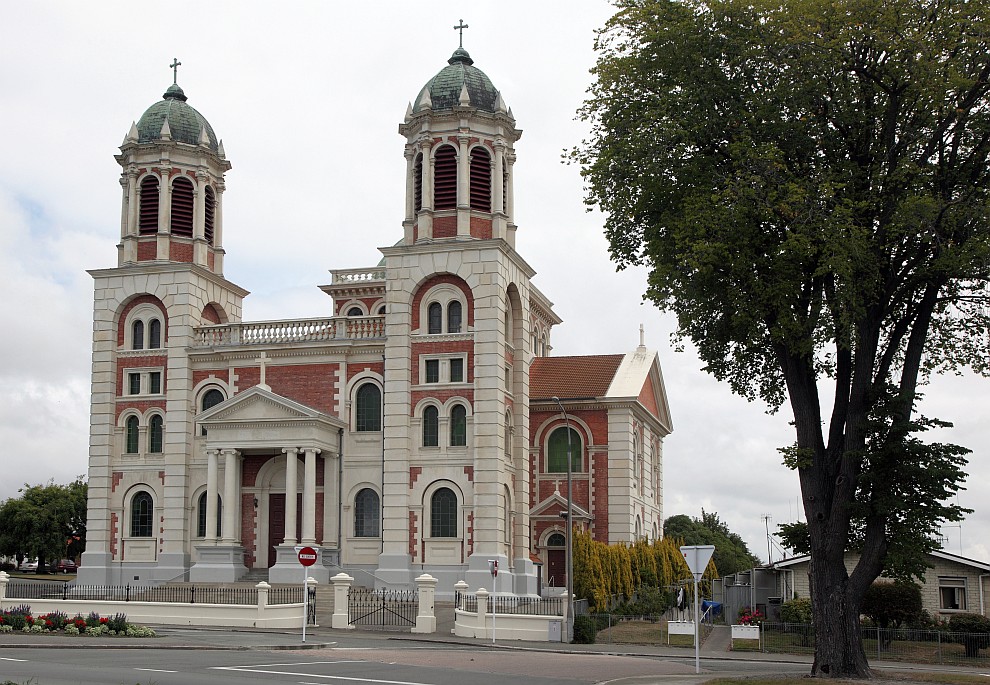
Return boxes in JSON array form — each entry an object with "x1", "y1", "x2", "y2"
[
  {"x1": 204, "y1": 186, "x2": 216, "y2": 245},
  {"x1": 139, "y1": 175, "x2": 159, "y2": 235},
  {"x1": 427, "y1": 302, "x2": 442, "y2": 334},
  {"x1": 149, "y1": 318, "x2": 162, "y2": 349},
  {"x1": 469, "y1": 146, "x2": 491, "y2": 212},
  {"x1": 423, "y1": 406, "x2": 439, "y2": 447},
  {"x1": 132, "y1": 320, "x2": 144, "y2": 350},
  {"x1": 547, "y1": 532, "x2": 566, "y2": 547},
  {"x1": 354, "y1": 488, "x2": 380, "y2": 537},
  {"x1": 433, "y1": 145, "x2": 457, "y2": 210},
  {"x1": 355, "y1": 383, "x2": 381, "y2": 432},
  {"x1": 430, "y1": 487, "x2": 457, "y2": 537},
  {"x1": 202, "y1": 388, "x2": 224, "y2": 411},
  {"x1": 378, "y1": 305, "x2": 386, "y2": 315},
  {"x1": 170, "y1": 176, "x2": 195, "y2": 237},
  {"x1": 125, "y1": 416, "x2": 140, "y2": 454},
  {"x1": 450, "y1": 404, "x2": 467, "y2": 447},
  {"x1": 548, "y1": 427, "x2": 582, "y2": 473},
  {"x1": 130, "y1": 491, "x2": 154, "y2": 537},
  {"x1": 413, "y1": 152, "x2": 423, "y2": 212},
  {"x1": 149, "y1": 415, "x2": 164, "y2": 453},
  {"x1": 447, "y1": 301, "x2": 462, "y2": 333},
  {"x1": 347, "y1": 306, "x2": 363, "y2": 317},
  {"x1": 196, "y1": 492, "x2": 222, "y2": 538}
]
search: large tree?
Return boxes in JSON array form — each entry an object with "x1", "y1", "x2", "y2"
[
  {"x1": 663, "y1": 510, "x2": 760, "y2": 575},
  {"x1": 0, "y1": 479, "x2": 87, "y2": 572},
  {"x1": 574, "y1": 0, "x2": 988, "y2": 678}
]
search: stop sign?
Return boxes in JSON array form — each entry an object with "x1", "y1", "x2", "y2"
[{"x1": 297, "y1": 546, "x2": 318, "y2": 567}]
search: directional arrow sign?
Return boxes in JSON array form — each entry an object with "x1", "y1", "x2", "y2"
[{"x1": 680, "y1": 545, "x2": 715, "y2": 581}]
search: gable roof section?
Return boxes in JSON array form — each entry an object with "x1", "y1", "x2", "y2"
[
  {"x1": 771, "y1": 550, "x2": 990, "y2": 572},
  {"x1": 605, "y1": 346, "x2": 673, "y2": 432},
  {"x1": 530, "y1": 354, "x2": 624, "y2": 400}
]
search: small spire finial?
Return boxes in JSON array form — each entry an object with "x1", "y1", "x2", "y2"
[
  {"x1": 639, "y1": 323, "x2": 645, "y2": 347},
  {"x1": 170, "y1": 57, "x2": 181, "y2": 85},
  {"x1": 453, "y1": 19, "x2": 469, "y2": 48}
]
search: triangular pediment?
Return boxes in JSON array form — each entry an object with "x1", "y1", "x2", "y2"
[
  {"x1": 198, "y1": 386, "x2": 319, "y2": 424},
  {"x1": 530, "y1": 492, "x2": 592, "y2": 520}
]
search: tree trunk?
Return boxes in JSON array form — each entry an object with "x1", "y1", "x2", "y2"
[{"x1": 809, "y1": 553, "x2": 872, "y2": 678}]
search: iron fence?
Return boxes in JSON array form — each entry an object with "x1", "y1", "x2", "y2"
[
  {"x1": 7, "y1": 582, "x2": 258, "y2": 605},
  {"x1": 267, "y1": 586, "x2": 306, "y2": 605},
  {"x1": 348, "y1": 588, "x2": 417, "y2": 630}
]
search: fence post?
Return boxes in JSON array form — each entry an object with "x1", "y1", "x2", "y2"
[
  {"x1": 255, "y1": 581, "x2": 270, "y2": 624},
  {"x1": 0, "y1": 571, "x2": 8, "y2": 608},
  {"x1": 561, "y1": 589, "x2": 570, "y2": 643},
  {"x1": 330, "y1": 572, "x2": 354, "y2": 630},
  {"x1": 475, "y1": 588, "x2": 490, "y2": 640},
  {"x1": 412, "y1": 574, "x2": 438, "y2": 634},
  {"x1": 454, "y1": 580, "x2": 468, "y2": 609}
]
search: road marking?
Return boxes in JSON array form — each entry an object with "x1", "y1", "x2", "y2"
[
  {"x1": 0, "y1": 657, "x2": 27, "y2": 662},
  {"x1": 213, "y1": 663, "x2": 434, "y2": 685},
  {"x1": 135, "y1": 668, "x2": 178, "y2": 673}
]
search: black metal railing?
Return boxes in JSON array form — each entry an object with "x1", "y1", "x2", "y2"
[
  {"x1": 454, "y1": 591, "x2": 563, "y2": 616},
  {"x1": 348, "y1": 588, "x2": 417, "y2": 629},
  {"x1": 267, "y1": 586, "x2": 305, "y2": 605},
  {"x1": 6, "y1": 582, "x2": 259, "y2": 605}
]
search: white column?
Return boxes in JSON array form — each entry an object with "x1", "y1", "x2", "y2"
[
  {"x1": 283, "y1": 447, "x2": 299, "y2": 545},
  {"x1": 493, "y1": 145, "x2": 505, "y2": 215},
  {"x1": 221, "y1": 448, "x2": 240, "y2": 544},
  {"x1": 205, "y1": 449, "x2": 219, "y2": 543},
  {"x1": 302, "y1": 447, "x2": 320, "y2": 545},
  {"x1": 324, "y1": 452, "x2": 338, "y2": 549}
]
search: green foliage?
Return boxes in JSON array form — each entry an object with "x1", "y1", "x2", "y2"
[
  {"x1": 663, "y1": 510, "x2": 760, "y2": 574},
  {"x1": 574, "y1": 0, "x2": 990, "y2": 675},
  {"x1": 780, "y1": 598, "x2": 813, "y2": 624},
  {"x1": 776, "y1": 522, "x2": 810, "y2": 557},
  {"x1": 572, "y1": 615, "x2": 598, "y2": 644},
  {"x1": 0, "y1": 478, "x2": 87, "y2": 571},
  {"x1": 948, "y1": 613, "x2": 990, "y2": 658},
  {"x1": 860, "y1": 581, "x2": 923, "y2": 630}
]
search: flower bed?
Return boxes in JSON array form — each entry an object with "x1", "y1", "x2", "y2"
[{"x1": 0, "y1": 605, "x2": 156, "y2": 637}]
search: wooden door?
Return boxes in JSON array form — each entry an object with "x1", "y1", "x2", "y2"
[
  {"x1": 268, "y1": 494, "x2": 285, "y2": 568},
  {"x1": 547, "y1": 549, "x2": 566, "y2": 589}
]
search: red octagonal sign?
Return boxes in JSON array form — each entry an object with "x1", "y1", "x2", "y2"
[{"x1": 297, "y1": 546, "x2": 318, "y2": 567}]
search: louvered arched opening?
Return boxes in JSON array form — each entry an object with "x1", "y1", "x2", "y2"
[
  {"x1": 139, "y1": 176, "x2": 160, "y2": 234},
  {"x1": 470, "y1": 147, "x2": 491, "y2": 212},
  {"x1": 502, "y1": 164, "x2": 509, "y2": 215},
  {"x1": 204, "y1": 186, "x2": 216, "y2": 245},
  {"x1": 433, "y1": 145, "x2": 457, "y2": 210},
  {"x1": 170, "y1": 176, "x2": 195, "y2": 237},
  {"x1": 413, "y1": 153, "x2": 423, "y2": 212}
]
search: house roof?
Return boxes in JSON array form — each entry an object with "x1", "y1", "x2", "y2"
[
  {"x1": 770, "y1": 550, "x2": 990, "y2": 572},
  {"x1": 529, "y1": 354, "x2": 625, "y2": 400}
]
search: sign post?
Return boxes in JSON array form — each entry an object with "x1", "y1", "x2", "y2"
[
  {"x1": 488, "y1": 559, "x2": 498, "y2": 643},
  {"x1": 680, "y1": 545, "x2": 715, "y2": 675},
  {"x1": 297, "y1": 546, "x2": 318, "y2": 642}
]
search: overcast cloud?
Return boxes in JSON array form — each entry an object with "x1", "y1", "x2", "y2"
[{"x1": 2, "y1": 1, "x2": 986, "y2": 566}]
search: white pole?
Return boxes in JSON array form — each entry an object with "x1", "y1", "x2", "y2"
[
  {"x1": 693, "y1": 576, "x2": 700, "y2": 674},
  {"x1": 492, "y1": 570, "x2": 497, "y2": 644},
  {"x1": 302, "y1": 565, "x2": 308, "y2": 643}
]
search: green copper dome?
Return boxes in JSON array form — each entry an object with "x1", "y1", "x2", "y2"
[
  {"x1": 136, "y1": 84, "x2": 219, "y2": 151},
  {"x1": 413, "y1": 48, "x2": 500, "y2": 113}
]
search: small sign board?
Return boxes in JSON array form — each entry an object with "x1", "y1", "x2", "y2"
[
  {"x1": 488, "y1": 559, "x2": 498, "y2": 577},
  {"x1": 297, "y1": 546, "x2": 318, "y2": 567},
  {"x1": 680, "y1": 545, "x2": 715, "y2": 580}
]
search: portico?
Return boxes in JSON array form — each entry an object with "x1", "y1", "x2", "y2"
[{"x1": 190, "y1": 385, "x2": 344, "y2": 583}]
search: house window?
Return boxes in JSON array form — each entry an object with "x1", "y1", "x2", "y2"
[
  {"x1": 448, "y1": 301, "x2": 462, "y2": 333},
  {"x1": 548, "y1": 426, "x2": 582, "y2": 473},
  {"x1": 423, "y1": 406, "x2": 439, "y2": 447},
  {"x1": 132, "y1": 320, "x2": 144, "y2": 350},
  {"x1": 450, "y1": 404, "x2": 467, "y2": 447},
  {"x1": 196, "y1": 492, "x2": 221, "y2": 538},
  {"x1": 354, "y1": 488, "x2": 380, "y2": 537},
  {"x1": 939, "y1": 577, "x2": 967, "y2": 611},
  {"x1": 355, "y1": 383, "x2": 382, "y2": 432},
  {"x1": 449, "y1": 357, "x2": 464, "y2": 383},
  {"x1": 427, "y1": 302, "x2": 443, "y2": 334},
  {"x1": 125, "y1": 416, "x2": 140, "y2": 454},
  {"x1": 128, "y1": 373, "x2": 141, "y2": 395},
  {"x1": 130, "y1": 491, "x2": 154, "y2": 537},
  {"x1": 149, "y1": 319, "x2": 162, "y2": 349},
  {"x1": 149, "y1": 415, "x2": 164, "y2": 453},
  {"x1": 200, "y1": 388, "x2": 224, "y2": 436},
  {"x1": 430, "y1": 487, "x2": 457, "y2": 537},
  {"x1": 425, "y1": 359, "x2": 440, "y2": 383},
  {"x1": 149, "y1": 372, "x2": 161, "y2": 395}
]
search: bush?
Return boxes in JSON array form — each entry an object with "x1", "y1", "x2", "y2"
[
  {"x1": 780, "y1": 597, "x2": 812, "y2": 624},
  {"x1": 949, "y1": 613, "x2": 990, "y2": 658},
  {"x1": 107, "y1": 612, "x2": 128, "y2": 633},
  {"x1": 573, "y1": 615, "x2": 597, "y2": 644},
  {"x1": 0, "y1": 606, "x2": 32, "y2": 631}
]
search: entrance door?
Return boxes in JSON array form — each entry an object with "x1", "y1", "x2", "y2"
[
  {"x1": 547, "y1": 549, "x2": 566, "y2": 589},
  {"x1": 267, "y1": 493, "x2": 303, "y2": 567}
]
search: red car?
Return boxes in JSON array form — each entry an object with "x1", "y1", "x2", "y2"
[{"x1": 56, "y1": 559, "x2": 77, "y2": 573}]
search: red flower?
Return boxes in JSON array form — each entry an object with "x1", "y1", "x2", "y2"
[{"x1": 99, "y1": 617, "x2": 108, "y2": 624}]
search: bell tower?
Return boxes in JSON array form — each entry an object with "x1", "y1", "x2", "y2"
[{"x1": 116, "y1": 60, "x2": 231, "y2": 275}]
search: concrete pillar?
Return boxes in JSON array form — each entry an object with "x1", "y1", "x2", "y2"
[
  {"x1": 412, "y1": 574, "x2": 438, "y2": 634},
  {"x1": 256, "y1": 581, "x2": 270, "y2": 620},
  {"x1": 283, "y1": 447, "x2": 299, "y2": 545},
  {"x1": 330, "y1": 572, "x2": 354, "y2": 630},
  {"x1": 302, "y1": 448, "x2": 319, "y2": 545},
  {"x1": 221, "y1": 449, "x2": 240, "y2": 543},
  {"x1": 475, "y1": 588, "x2": 490, "y2": 639},
  {"x1": 205, "y1": 449, "x2": 219, "y2": 542}
]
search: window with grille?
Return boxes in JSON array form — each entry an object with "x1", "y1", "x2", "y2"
[
  {"x1": 132, "y1": 320, "x2": 144, "y2": 350},
  {"x1": 149, "y1": 319, "x2": 161, "y2": 349},
  {"x1": 548, "y1": 427, "x2": 582, "y2": 473},
  {"x1": 427, "y1": 302, "x2": 442, "y2": 334},
  {"x1": 433, "y1": 145, "x2": 457, "y2": 210},
  {"x1": 354, "y1": 488, "x2": 381, "y2": 537},
  {"x1": 423, "y1": 406, "x2": 439, "y2": 447},
  {"x1": 355, "y1": 383, "x2": 382, "y2": 431},
  {"x1": 125, "y1": 416, "x2": 140, "y2": 454},
  {"x1": 139, "y1": 176, "x2": 159, "y2": 234},
  {"x1": 170, "y1": 177, "x2": 195, "y2": 237},
  {"x1": 547, "y1": 532, "x2": 565, "y2": 547},
  {"x1": 204, "y1": 186, "x2": 216, "y2": 245},
  {"x1": 447, "y1": 301, "x2": 462, "y2": 333},
  {"x1": 149, "y1": 415, "x2": 163, "y2": 453},
  {"x1": 128, "y1": 373, "x2": 141, "y2": 395},
  {"x1": 130, "y1": 491, "x2": 154, "y2": 537},
  {"x1": 431, "y1": 487, "x2": 457, "y2": 537},
  {"x1": 450, "y1": 404, "x2": 467, "y2": 447},
  {"x1": 469, "y1": 147, "x2": 491, "y2": 211},
  {"x1": 196, "y1": 492, "x2": 222, "y2": 538}
]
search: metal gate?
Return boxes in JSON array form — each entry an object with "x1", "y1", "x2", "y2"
[{"x1": 348, "y1": 588, "x2": 417, "y2": 630}]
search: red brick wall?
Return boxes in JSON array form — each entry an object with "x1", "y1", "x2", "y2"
[
  {"x1": 409, "y1": 511, "x2": 418, "y2": 560},
  {"x1": 110, "y1": 512, "x2": 118, "y2": 557},
  {"x1": 201, "y1": 304, "x2": 222, "y2": 325},
  {"x1": 409, "y1": 466, "x2": 422, "y2": 488},
  {"x1": 410, "y1": 388, "x2": 474, "y2": 412},
  {"x1": 410, "y1": 275, "x2": 474, "y2": 330},
  {"x1": 241, "y1": 493, "x2": 256, "y2": 567},
  {"x1": 410, "y1": 340, "x2": 473, "y2": 385},
  {"x1": 433, "y1": 215, "x2": 457, "y2": 238},
  {"x1": 192, "y1": 369, "x2": 229, "y2": 388},
  {"x1": 592, "y1": 451, "x2": 609, "y2": 540},
  {"x1": 207, "y1": 251, "x2": 215, "y2": 272},
  {"x1": 169, "y1": 241, "x2": 194, "y2": 263},
  {"x1": 233, "y1": 363, "x2": 339, "y2": 414},
  {"x1": 466, "y1": 512, "x2": 474, "y2": 559},
  {"x1": 346, "y1": 362, "x2": 383, "y2": 384},
  {"x1": 116, "y1": 295, "x2": 167, "y2": 347},
  {"x1": 470, "y1": 216, "x2": 492, "y2": 240},
  {"x1": 638, "y1": 378, "x2": 660, "y2": 420},
  {"x1": 137, "y1": 240, "x2": 157, "y2": 262},
  {"x1": 115, "y1": 398, "x2": 167, "y2": 421},
  {"x1": 241, "y1": 455, "x2": 268, "y2": 488}
]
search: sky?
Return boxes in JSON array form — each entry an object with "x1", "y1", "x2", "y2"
[{"x1": 2, "y1": 1, "x2": 987, "y2": 566}]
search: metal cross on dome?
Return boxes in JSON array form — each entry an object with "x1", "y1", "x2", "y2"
[
  {"x1": 453, "y1": 19, "x2": 469, "y2": 48},
  {"x1": 170, "y1": 58, "x2": 181, "y2": 84}
]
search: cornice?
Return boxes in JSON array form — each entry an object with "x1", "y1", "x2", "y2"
[{"x1": 88, "y1": 262, "x2": 250, "y2": 298}]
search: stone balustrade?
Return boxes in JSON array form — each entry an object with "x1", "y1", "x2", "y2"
[
  {"x1": 331, "y1": 267, "x2": 386, "y2": 283},
  {"x1": 193, "y1": 316, "x2": 385, "y2": 348}
]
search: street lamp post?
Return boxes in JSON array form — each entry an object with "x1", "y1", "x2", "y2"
[{"x1": 552, "y1": 396, "x2": 574, "y2": 643}]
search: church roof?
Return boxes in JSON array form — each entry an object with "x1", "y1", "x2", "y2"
[
  {"x1": 529, "y1": 354, "x2": 625, "y2": 400},
  {"x1": 136, "y1": 83, "x2": 219, "y2": 151},
  {"x1": 413, "y1": 48, "x2": 501, "y2": 113}
]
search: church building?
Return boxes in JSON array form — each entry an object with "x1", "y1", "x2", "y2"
[{"x1": 78, "y1": 44, "x2": 673, "y2": 595}]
